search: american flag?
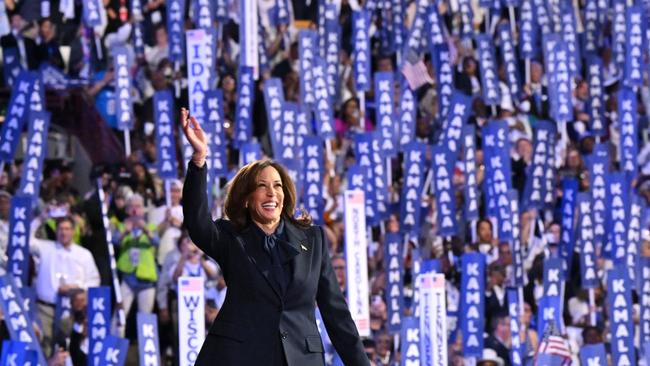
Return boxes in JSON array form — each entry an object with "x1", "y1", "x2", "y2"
[
  {"x1": 346, "y1": 190, "x2": 364, "y2": 205},
  {"x1": 180, "y1": 277, "x2": 203, "y2": 292},
  {"x1": 400, "y1": 51, "x2": 434, "y2": 90},
  {"x1": 534, "y1": 323, "x2": 572, "y2": 365}
]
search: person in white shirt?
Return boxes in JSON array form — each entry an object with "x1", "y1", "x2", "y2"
[
  {"x1": 31, "y1": 216, "x2": 100, "y2": 356},
  {"x1": 149, "y1": 179, "x2": 184, "y2": 265}
]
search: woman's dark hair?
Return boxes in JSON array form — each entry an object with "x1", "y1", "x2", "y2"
[{"x1": 224, "y1": 159, "x2": 312, "y2": 231}]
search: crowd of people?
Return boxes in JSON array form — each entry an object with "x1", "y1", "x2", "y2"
[{"x1": 2, "y1": 0, "x2": 650, "y2": 365}]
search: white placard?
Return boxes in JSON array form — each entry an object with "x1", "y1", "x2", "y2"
[
  {"x1": 343, "y1": 189, "x2": 370, "y2": 337},
  {"x1": 178, "y1": 276, "x2": 205, "y2": 366},
  {"x1": 419, "y1": 272, "x2": 447, "y2": 366}
]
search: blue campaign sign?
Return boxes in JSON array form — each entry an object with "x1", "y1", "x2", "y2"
[
  {"x1": 112, "y1": 47, "x2": 134, "y2": 130},
  {"x1": 302, "y1": 136, "x2": 325, "y2": 225},
  {"x1": 82, "y1": 0, "x2": 102, "y2": 27},
  {"x1": 426, "y1": 4, "x2": 445, "y2": 46},
  {"x1": 312, "y1": 58, "x2": 335, "y2": 140},
  {"x1": 587, "y1": 152, "x2": 608, "y2": 249},
  {"x1": 352, "y1": 10, "x2": 371, "y2": 91},
  {"x1": 518, "y1": 0, "x2": 538, "y2": 59},
  {"x1": 400, "y1": 142, "x2": 427, "y2": 235},
  {"x1": 482, "y1": 121, "x2": 513, "y2": 240},
  {"x1": 0, "y1": 341, "x2": 29, "y2": 366},
  {"x1": 384, "y1": 233, "x2": 404, "y2": 333},
  {"x1": 613, "y1": 0, "x2": 626, "y2": 72},
  {"x1": 299, "y1": 29, "x2": 317, "y2": 109},
  {"x1": 639, "y1": 258, "x2": 650, "y2": 346},
  {"x1": 497, "y1": 23, "x2": 520, "y2": 102},
  {"x1": 239, "y1": 142, "x2": 261, "y2": 166},
  {"x1": 580, "y1": 344, "x2": 607, "y2": 366},
  {"x1": 88, "y1": 286, "x2": 112, "y2": 366},
  {"x1": 607, "y1": 267, "x2": 636, "y2": 365},
  {"x1": 430, "y1": 44, "x2": 453, "y2": 119},
  {"x1": 463, "y1": 126, "x2": 479, "y2": 221},
  {"x1": 583, "y1": 0, "x2": 600, "y2": 54},
  {"x1": 405, "y1": 0, "x2": 428, "y2": 53},
  {"x1": 508, "y1": 190, "x2": 525, "y2": 287},
  {"x1": 0, "y1": 72, "x2": 32, "y2": 162},
  {"x1": 374, "y1": 71, "x2": 397, "y2": 157},
  {"x1": 99, "y1": 335, "x2": 129, "y2": 366},
  {"x1": 431, "y1": 145, "x2": 457, "y2": 236},
  {"x1": 460, "y1": 253, "x2": 485, "y2": 357},
  {"x1": 398, "y1": 80, "x2": 417, "y2": 151},
  {"x1": 441, "y1": 92, "x2": 473, "y2": 158},
  {"x1": 6, "y1": 196, "x2": 33, "y2": 289},
  {"x1": 0, "y1": 276, "x2": 46, "y2": 366},
  {"x1": 606, "y1": 172, "x2": 628, "y2": 263},
  {"x1": 137, "y1": 313, "x2": 161, "y2": 366},
  {"x1": 204, "y1": 89, "x2": 228, "y2": 177},
  {"x1": 263, "y1": 77, "x2": 285, "y2": 158},
  {"x1": 234, "y1": 66, "x2": 255, "y2": 147},
  {"x1": 624, "y1": 6, "x2": 646, "y2": 87},
  {"x1": 400, "y1": 316, "x2": 420, "y2": 366},
  {"x1": 153, "y1": 91, "x2": 178, "y2": 180},
  {"x1": 17, "y1": 111, "x2": 50, "y2": 199},
  {"x1": 576, "y1": 193, "x2": 599, "y2": 288},
  {"x1": 2, "y1": 48, "x2": 22, "y2": 88},
  {"x1": 167, "y1": 0, "x2": 186, "y2": 63},
  {"x1": 475, "y1": 34, "x2": 500, "y2": 106},
  {"x1": 618, "y1": 88, "x2": 638, "y2": 178},
  {"x1": 587, "y1": 56, "x2": 606, "y2": 136},
  {"x1": 324, "y1": 12, "x2": 341, "y2": 100},
  {"x1": 559, "y1": 3, "x2": 580, "y2": 76},
  {"x1": 559, "y1": 178, "x2": 578, "y2": 273}
]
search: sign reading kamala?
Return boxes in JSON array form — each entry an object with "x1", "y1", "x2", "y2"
[
  {"x1": 522, "y1": 121, "x2": 554, "y2": 209},
  {"x1": 460, "y1": 253, "x2": 485, "y2": 357},
  {"x1": 302, "y1": 136, "x2": 325, "y2": 225},
  {"x1": 324, "y1": 9, "x2": 340, "y2": 100},
  {"x1": 624, "y1": 6, "x2": 646, "y2": 88},
  {"x1": 430, "y1": 44, "x2": 453, "y2": 119},
  {"x1": 234, "y1": 67, "x2": 254, "y2": 147},
  {"x1": 618, "y1": 88, "x2": 638, "y2": 177},
  {"x1": 518, "y1": 0, "x2": 537, "y2": 58},
  {"x1": 497, "y1": 24, "x2": 519, "y2": 101},
  {"x1": 353, "y1": 134, "x2": 377, "y2": 225},
  {"x1": 263, "y1": 77, "x2": 285, "y2": 157},
  {"x1": 576, "y1": 193, "x2": 598, "y2": 288},
  {"x1": 313, "y1": 57, "x2": 335, "y2": 140},
  {"x1": 344, "y1": 190, "x2": 371, "y2": 337},
  {"x1": 137, "y1": 313, "x2": 161, "y2": 366},
  {"x1": 88, "y1": 286, "x2": 112, "y2": 366},
  {"x1": 112, "y1": 47, "x2": 134, "y2": 130},
  {"x1": 399, "y1": 81, "x2": 416, "y2": 150},
  {"x1": 298, "y1": 30, "x2": 317, "y2": 108},
  {"x1": 587, "y1": 57, "x2": 606, "y2": 136},
  {"x1": 463, "y1": 126, "x2": 479, "y2": 221},
  {"x1": 475, "y1": 34, "x2": 500, "y2": 106},
  {"x1": 153, "y1": 91, "x2": 177, "y2": 180},
  {"x1": 508, "y1": 191, "x2": 524, "y2": 287},
  {"x1": 6, "y1": 196, "x2": 32, "y2": 289},
  {"x1": 559, "y1": 3, "x2": 580, "y2": 76},
  {"x1": 0, "y1": 276, "x2": 45, "y2": 366},
  {"x1": 400, "y1": 142, "x2": 426, "y2": 235},
  {"x1": 166, "y1": 0, "x2": 185, "y2": 63},
  {"x1": 607, "y1": 267, "x2": 636, "y2": 366},
  {"x1": 18, "y1": 111, "x2": 50, "y2": 199},
  {"x1": 384, "y1": 233, "x2": 404, "y2": 333},
  {"x1": 606, "y1": 172, "x2": 628, "y2": 263},
  {"x1": 374, "y1": 71, "x2": 397, "y2": 157},
  {"x1": 431, "y1": 146, "x2": 457, "y2": 236},
  {"x1": 82, "y1": 0, "x2": 102, "y2": 26},
  {"x1": 628, "y1": 195, "x2": 643, "y2": 288},
  {"x1": 0, "y1": 72, "x2": 32, "y2": 162},
  {"x1": 204, "y1": 89, "x2": 227, "y2": 177},
  {"x1": 640, "y1": 258, "x2": 650, "y2": 346},
  {"x1": 3, "y1": 48, "x2": 22, "y2": 87},
  {"x1": 507, "y1": 289, "x2": 523, "y2": 366},
  {"x1": 612, "y1": 0, "x2": 626, "y2": 72},
  {"x1": 178, "y1": 277, "x2": 205, "y2": 366},
  {"x1": 352, "y1": 10, "x2": 371, "y2": 91},
  {"x1": 559, "y1": 178, "x2": 578, "y2": 272}
]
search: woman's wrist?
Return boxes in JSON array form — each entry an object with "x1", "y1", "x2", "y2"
[{"x1": 191, "y1": 152, "x2": 206, "y2": 167}]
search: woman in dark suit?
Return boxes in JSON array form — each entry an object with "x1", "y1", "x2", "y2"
[{"x1": 180, "y1": 108, "x2": 370, "y2": 366}]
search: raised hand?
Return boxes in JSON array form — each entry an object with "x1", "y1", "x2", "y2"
[{"x1": 180, "y1": 108, "x2": 208, "y2": 167}]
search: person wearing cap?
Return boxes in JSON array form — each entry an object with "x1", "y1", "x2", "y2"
[{"x1": 477, "y1": 348, "x2": 505, "y2": 366}]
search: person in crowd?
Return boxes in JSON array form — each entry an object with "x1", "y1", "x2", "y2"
[
  {"x1": 115, "y1": 193, "x2": 158, "y2": 335},
  {"x1": 485, "y1": 314, "x2": 512, "y2": 366},
  {"x1": 0, "y1": 190, "x2": 11, "y2": 275},
  {"x1": 31, "y1": 217, "x2": 100, "y2": 356},
  {"x1": 475, "y1": 218, "x2": 499, "y2": 264},
  {"x1": 180, "y1": 108, "x2": 369, "y2": 365},
  {"x1": 1, "y1": 13, "x2": 39, "y2": 69},
  {"x1": 150, "y1": 179, "x2": 184, "y2": 265},
  {"x1": 36, "y1": 18, "x2": 64, "y2": 69}
]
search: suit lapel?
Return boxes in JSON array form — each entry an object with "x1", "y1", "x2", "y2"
[
  {"x1": 238, "y1": 226, "x2": 283, "y2": 301},
  {"x1": 283, "y1": 221, "x2": 310, "y2": 300}
]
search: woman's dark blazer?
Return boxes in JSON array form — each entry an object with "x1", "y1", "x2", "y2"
[{"x1": 182, "y1": 162, "x2": 370, "y2": 366}]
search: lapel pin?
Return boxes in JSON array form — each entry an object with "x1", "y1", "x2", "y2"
[{"x1": 301, "y1": 244, "x2": 308, "y2": 251}]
